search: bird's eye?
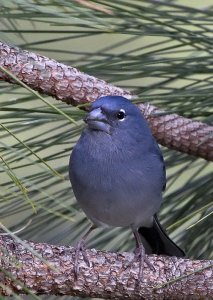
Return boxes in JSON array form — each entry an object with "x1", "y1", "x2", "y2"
[{"x1": 116, "y1": 109, "x2": 126, "y2": 121}]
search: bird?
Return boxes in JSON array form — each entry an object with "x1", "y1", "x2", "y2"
[{"x1": 69, "y1": 95, "x2": 185, "y2": 280}]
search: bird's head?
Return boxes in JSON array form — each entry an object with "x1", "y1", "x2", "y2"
[{"x1": 84, "y1": 96, "x2": 149, "y2": 136}]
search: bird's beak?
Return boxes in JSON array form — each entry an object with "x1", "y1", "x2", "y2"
[{"x1": 84, "y1": 107, "x2": 111, "y2": 134}]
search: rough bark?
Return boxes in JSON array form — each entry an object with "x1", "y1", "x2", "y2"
[
  {"x1": 0, "y1": 236, "x2": 212, "y2": 299},
  {"x1": 139, "y1": 103, "x2": 213, "y2": 161},
  {"x1": 0, "y1": 41, "x2": 212, "y2": 161}
]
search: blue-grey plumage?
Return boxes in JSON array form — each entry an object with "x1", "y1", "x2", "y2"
[
  {"x1": 69, "y1": 95, "x2": 184, "y2": 280},
  {"x1": 70, "y1": 96, "x2": 165, "y2": 229}
]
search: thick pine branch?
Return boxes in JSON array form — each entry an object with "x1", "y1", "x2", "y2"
[
  {"x1": 0, "y1": 41, "x2": 212, "y2": 161},
  {"x1": 0, "y1": 236, "x2": 212, "y2": 299}
]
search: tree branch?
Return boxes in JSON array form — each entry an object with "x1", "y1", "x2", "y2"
[
  {"x1": 0, "y1": 235, "x2": 212, "y2": 299},
  {"x1": 0, "y1": 41, "x2": 212, "y2": 161}
]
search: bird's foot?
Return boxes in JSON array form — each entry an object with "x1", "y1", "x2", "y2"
[
  {"x1": 134, "y1": 245, "x2": 155, "y2": 280},
  {"x1": 74, "y1": 239, "x2": 90, "y2": 280}
]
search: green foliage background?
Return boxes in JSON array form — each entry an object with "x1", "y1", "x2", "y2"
[{"x1": 0, "y1": 0, "x2": 212, "y2": 299}]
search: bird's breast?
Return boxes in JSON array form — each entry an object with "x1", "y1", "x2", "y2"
[{"x1": 70, "y1": 134, "x2": 162, "y2": 228}]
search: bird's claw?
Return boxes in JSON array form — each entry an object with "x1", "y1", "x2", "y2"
[
  {"x1": 74, "y1": 239, "x2": 90, "y2": 280},
  {"x1": 134, "y1": 245, "x2": 155, "y2": 281},
  {"x1": 125, "y1": 245, "x2": 155, "y2": 282}
]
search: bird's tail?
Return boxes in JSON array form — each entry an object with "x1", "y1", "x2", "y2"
[{"x1": 138, "y1": 214, "x2": 185, "y2": 257}]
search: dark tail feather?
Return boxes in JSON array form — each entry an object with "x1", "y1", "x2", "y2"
[{"x1": 138, "y1": 214, "x2": 185, "y2": 257}]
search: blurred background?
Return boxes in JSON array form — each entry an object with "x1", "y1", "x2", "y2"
[{"x1": 0, "y1": 0, "x2": 212, "y2": 299}]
